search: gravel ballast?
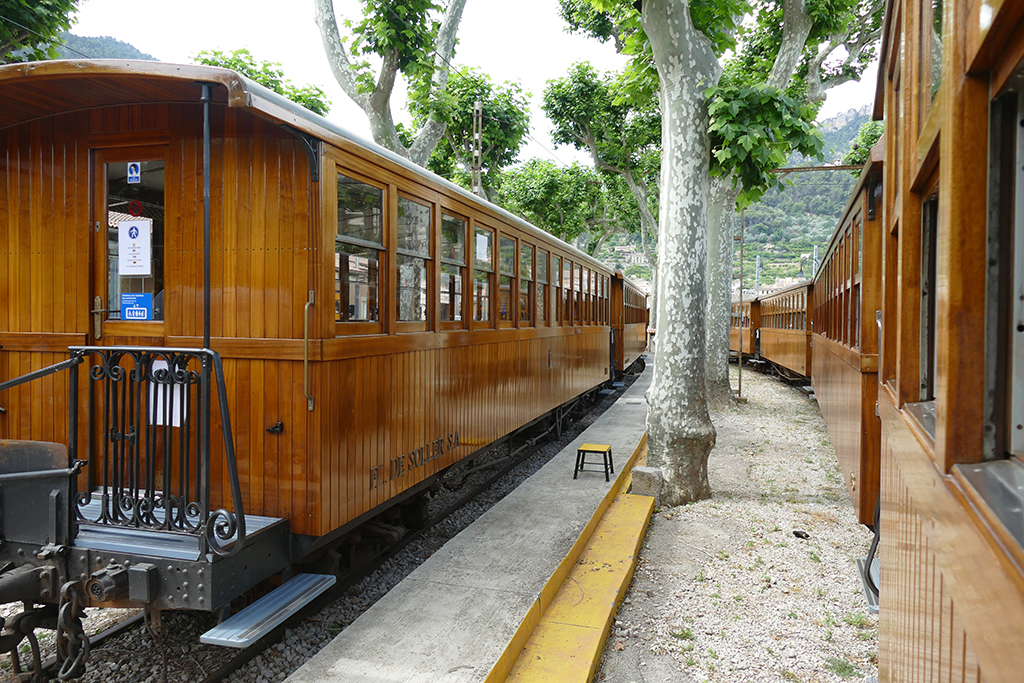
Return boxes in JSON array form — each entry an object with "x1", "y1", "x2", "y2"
[{"x1": 597, "y1": 365, "x2": 877, "y2": 683}]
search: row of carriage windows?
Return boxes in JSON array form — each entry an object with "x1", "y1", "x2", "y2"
[{"x1": 334, "y1": 172, "x2": 616, "y2": 331}]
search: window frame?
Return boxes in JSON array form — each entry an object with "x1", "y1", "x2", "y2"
[
  {"x1": 439, "y1": 209, "x2": 469, "y2": 330},
  {"x1": 472, "y1": 224, "x2": 496, "y2": 329},
  {"x1": 394, "y1": 191, "x2": 434, "y2": 333},
  {"x1": 332, "y1": 164, "x2": 387, "y2": 336}
]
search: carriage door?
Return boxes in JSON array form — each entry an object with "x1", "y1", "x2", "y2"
[{"x1": 90, "y1": 147, "x2": 167, "y2": 345}]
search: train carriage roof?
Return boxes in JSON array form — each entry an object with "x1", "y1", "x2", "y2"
[{"x1": 0, "y1": 59, "x2": 615, "y2": 275}]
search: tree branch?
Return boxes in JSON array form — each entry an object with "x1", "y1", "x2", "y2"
[{"x1": 313, "y1": 0, "x2": 370, "y2": 109}]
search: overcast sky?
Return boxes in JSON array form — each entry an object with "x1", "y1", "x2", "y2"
[{"x1": 70, "y1": 0, "x2": 877, "y2": 166}]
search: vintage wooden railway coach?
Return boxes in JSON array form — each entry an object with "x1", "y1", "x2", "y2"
[
  {"x1": 0, "y1": 60, "x2": 644, "y2": 666},
  {"x1": 756, "y1": 281, "x2": 812, "y2": 378},
  {"x1": 870, "y1": 0, "x2": 1024, "y2": 680}
]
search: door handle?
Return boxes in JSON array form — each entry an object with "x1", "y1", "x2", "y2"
[
  {"x1": 303, "y1": 290, "x2": 314, "y2": 411},
  {"x1": 91, "y1": 296, "x2": 108, "y2": 340}
]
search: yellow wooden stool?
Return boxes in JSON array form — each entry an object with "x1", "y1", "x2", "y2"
[{"x1": 574, "y1": 443, "x2": 614, "y2": 481}]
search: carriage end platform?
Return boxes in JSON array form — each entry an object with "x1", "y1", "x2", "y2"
[{"x1": 285, "y1": 364, "x2": 653, "y2": 683}]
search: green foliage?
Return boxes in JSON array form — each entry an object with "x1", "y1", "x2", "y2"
[
  {"x1": 842, "y1": 119, "x2": 883, "y2": 175},
  {"x1": 558, "y1": 0, "x2": 617, "y2": 43},
  {"x1": 824, "y1": 656, "x2": 860, "y2": 679},
  {"x1": 494, "y1": 159, "x2": 637, "y2": 252},
  {"x1": 723, "y1": 0, "x2": 881, "y2": 98},
  {"x1": 346, "y1": 0, "x2": 440, "y2": 74},
  {"x1": 193, "y1": 49, "x2": 330, "y2": 116},
  {"x1": 707, "y1": 84, "x2": 824, "y2": 208},
  {"x1": 53, "y1": 32, "x2": 155, "y2": 60},
  {"x1": 543, "y1": 62, "x2": 660, "y2": 174},
  {"x1": 343, "y1": 0, "x2": 442, "y2": 98},
  {"x1": 0, "y1": 0, "x2": 79, "y2": 62},
  {"x1": 624, "y1": 264, "x2": 652, "y2": 280},
  {"x1": 418, "y1": 66, "x2": 530, "y2": 190},
  {"x1": 735, "y1": 108, "x2": 866, "y2": 288}
]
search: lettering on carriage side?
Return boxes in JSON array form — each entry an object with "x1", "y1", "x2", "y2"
[
  {"x1": 390, "y1": 454, "x2": 406, "y2": 480},
  {"x1": 370, "y1": 429, "x2": 462, "y2": 487}
]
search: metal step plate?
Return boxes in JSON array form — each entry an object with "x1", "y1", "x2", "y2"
[
  {"x1": 200, "y1": 574, "x2": 337, "y2": 648},
  {"x1": 856, "y1": 556, "x2": 880, "y2": 614}
]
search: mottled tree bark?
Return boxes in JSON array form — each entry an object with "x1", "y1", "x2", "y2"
[
  {"x1": 705, "y1": 176, "x2": 740, "y2": 406},
  {"x1": 642, "y1": 0, "x2": 720, "y2": 505}
]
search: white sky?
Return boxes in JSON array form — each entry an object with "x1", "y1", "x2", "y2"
[{"x1": 69, "y1": 0, "x2": 877, "y2": 167}]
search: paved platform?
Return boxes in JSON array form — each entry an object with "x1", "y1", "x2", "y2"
[{"x1": 285, "y1": 364, "x2": 652, "y2": 683}]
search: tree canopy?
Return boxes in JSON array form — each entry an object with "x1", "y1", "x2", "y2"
[
  {"x1": 0, "y1": 0, "x2": 79, "y2": 63},
  {"x1": 418, "y1": 66, "x2": 531, "y2": 198},
  {"x1": 193, "y1": 49, "x2": 330, "y2": 116},
  {"x1": 494, "y1": 159, "x2": 639, "y2": 254}
]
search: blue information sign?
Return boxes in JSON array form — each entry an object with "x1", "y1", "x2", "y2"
[{"x1": 121, "y1": 293, "x2": 153, "y2": 321}]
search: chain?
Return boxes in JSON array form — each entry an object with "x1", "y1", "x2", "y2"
[{"x1": 55, "y1": 581, "x2": 90, "y2": 680}]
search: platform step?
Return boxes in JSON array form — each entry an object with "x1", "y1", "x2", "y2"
[
  {"x1": 200, "y1": 574, "x2": 336, "y2": 648},
  {"x1": 502, "y1": 493, "x2": 655, "y2": 682}
]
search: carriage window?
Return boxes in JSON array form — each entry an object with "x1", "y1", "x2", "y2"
[
  {"x1": 106, "y1": 159, "x2": 165, "y2": 321},
  {"x1": 336, "y1": 173, "x2": 383, "y2": 324},
  {"x1": 499, "y1": 236, "x2": 516, "y2": 323},
  {"x1": 440, "y1": 213, "x2": 466, "y2": 323},
  {"x1": 920, "y1": 191, "x2": 939, "y2": 402},
  {"x1": 396, "y1": 196, "x2": 431, "y2": 323},
  {"x1": 474, "y1": 227, "x2": 493, "y2": 323},
  {"x1": 905, "y1": 189, "x2": 940, "y2": 440},
  {"x1": 923, "y1": 0, "x2": 942, "y2": 104},
  {"x1": 550, "y1": 255, "x2": 560, "y2": 325},
  {"x1": 563, "y1": 260, "x2": 573, "y2": 324},
  {"x1": 520, "y1": 244, "x2": 533, "y2": 325},
  {"x1": 537, "y1": 251, "x2": 548, "y2": 324},
  {"x1": 574, "y1": 265, "x2": 582, "y2": 324}
]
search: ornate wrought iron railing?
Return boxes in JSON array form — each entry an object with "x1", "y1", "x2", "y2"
[{"x1": 0, "y1": 347, "x2": 246, "y2": 557}]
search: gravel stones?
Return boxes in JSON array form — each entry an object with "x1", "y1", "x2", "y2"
[{"x1": 596, "y1": 367, "x2": 877, "y2": 683}]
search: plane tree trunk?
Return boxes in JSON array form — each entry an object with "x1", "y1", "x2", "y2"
[{"x1": 642, "y1": 0, "x2": 721, "y2": 505}]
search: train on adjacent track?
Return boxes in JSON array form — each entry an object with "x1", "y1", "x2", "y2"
[
  {"x1": 0, "y1": 60, "x2": 647, "y2": 678},
  {"x1": 732, "y1": 0, "x2": 1024, "y2": 678}
]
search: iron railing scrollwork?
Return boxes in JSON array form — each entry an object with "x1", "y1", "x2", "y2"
[{"x1": 68, "y1": 346, "x2": 245, "y2": 557}]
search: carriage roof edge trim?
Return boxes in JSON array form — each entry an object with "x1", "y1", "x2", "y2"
[{"x1": 0, "y1": 59, "x2": 612, "y2": 275}]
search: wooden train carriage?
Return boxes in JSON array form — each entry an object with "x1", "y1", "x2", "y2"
[
  {"x1": 729, "y1": 299, "x2": 759, "y2": 356},
  {"x1": 610, "y1": 272, "x2": 647, "y2": 373},
  {"x1": 810, "y1": 150, "x2": 883, "y2": 526},
  {"x1": 757, "y1": 281, "x2": 812, "y2": 378},
  {"x1": 873, "y1": 0, "x2": 1024, "y2": 680},
  {"x1": 0, "y1": 60, "x2": 617, "y2": 549}
]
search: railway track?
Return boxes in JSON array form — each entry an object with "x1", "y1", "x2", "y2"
[{"x1": 5, "y1": 380, "x2": 634, "y2": 683}]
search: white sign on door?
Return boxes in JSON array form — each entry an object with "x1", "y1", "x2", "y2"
[{"x1": 118, "y1": 219, "x2": 152, "y2": 276}]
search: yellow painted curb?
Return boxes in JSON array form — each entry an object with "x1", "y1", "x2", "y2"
[{"x1": 484, "y1": 434, "x2": 652, "y2": 683}]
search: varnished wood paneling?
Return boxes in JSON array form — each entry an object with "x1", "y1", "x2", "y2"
[
  {"x1": 760, "y1": 329, "x2": 811, "y2": 377},
  {"x1": 879, "y1": 398, "x2": 1024, "y2": 682},
  {"x1": 314, "y1": 329, "x2": 608, "y2": 536},
  {"x1": 812, "y1": 334, "x2": 880, "y2": 524}
]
